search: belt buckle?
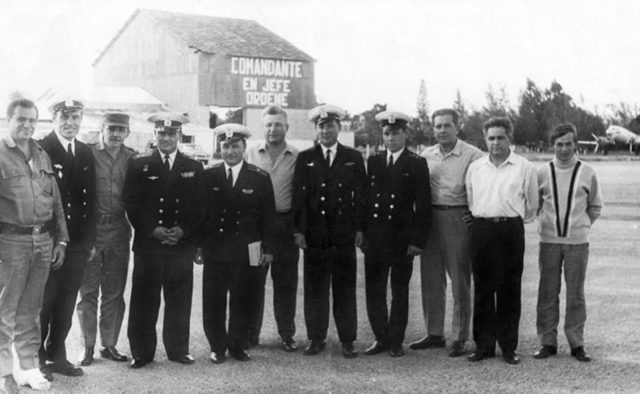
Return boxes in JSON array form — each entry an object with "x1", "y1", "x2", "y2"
[{"x1": 32, "y1": 224, "x2": 42, "y2": 235}]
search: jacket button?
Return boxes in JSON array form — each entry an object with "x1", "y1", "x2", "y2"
[
  {"x1": 391, "y1": 194, "x2": 395, "y2": 199},
  {"x1": 158, "y1": 220, "x2": 163, "y2": 224},
  {"x1": 390, "y1": 205, "x2": 394, "y2": 209},
  {"x1": 374, "y1": 203, "x2": 379, "y2": 208},
  {"x1": 373, "y1": 213, "x2": 378, "y2": 218},
  {"x1": 321, "y1": 210, "x2": 325, "y2": 215},
  {"x1": 175, "y1": 198, "x2": 179, "y2": 203},
  {"x1": 66, "y1": 215, "x2": 71, "y2": 219},
  {"x1": 160, "y1": 198, "x2": 164, "y2": 202},
  {"x1": 220, "y1": 218, "x2": 224, "y2": 222},
  {"x1": 175, "y1": 210, "x2": 179, "y2": 214},
  {"x1": 388, "y1": 215, "x2": 392, "y2": 220},
  {"x1": 159, "y1": 209, "x2": 163, "y2": 213},
  {"x1": 219, "y1": 228, "x2": 224, "y2": 232},
  {"x1": 321, "y1": 196, "x2": 325, "y2": 201}
]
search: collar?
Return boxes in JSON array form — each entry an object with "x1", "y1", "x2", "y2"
[
  {"x1": 553, "y1": 154, "x2": 578, "y2": 169},
  {"x1": 387, "y1": 147, "x2": 404, "y2": 162},
  {"x1": 258, "y1": 141, "x2": 294, "y2": 155},
  {"x1": 158, "y1": 149, "x2": 177, "y2": 163},
  {"x1": 439, "y1": 139, "x2": 462, "y2": 156},
  {"x1": 4, "y1": 134, "x2": 17, "y2": 148},
  {"x1": 224, "y1": 160, "x2": 244, "y2": 174},
  {"x1": 321, "y1": 143, "x2": 338, "y2": 156},
  {"x1": 54, "y1": 131, "x2": 76, "y2": 152}
]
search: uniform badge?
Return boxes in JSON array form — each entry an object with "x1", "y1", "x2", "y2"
[
  {"x1": 148, "y1": 176, "x2": 159, "y2": 180},
  {"x1": 388, "y1": 114, "x2": 396, "y2": 124},
  {"x1": 212, "y1": 186, "x2": 220, "y2": 191},
  {"x1": 164, "y1": 119, "x2": 172, "y2": 127},
  {"x1": 65, "y1": 99, "x2": 74, "y2": 107},
  {"x1": 320, "y1": 110, "x2": 328, "y2": 118},
  {"x1": 83, "y1": 166, "x2": 89, "y2": 171},
  {"x1": 180, "y1": 171, "x2": 195, "y2": 178},
  {"x1": 225, "y1": 129, "x2": 234, "y2": 138},
  {"x1": 53, "y1": 164, "x2": 62, "y2": 170},
  {"x1": 306, "y1": 162, "x2": 314, "y2": 167},
  {"x1": 58, "y1": 171, "x2": 63, "y2": 179},
  {"x1": 242, "y1": 189, "x2": 254, "y2": 194},
  {"x1": 143, "y1": 165, "x2": 149, "y2": 172},
  {"x1": 345, "y1": 162, "x2": 354, "y2": 166}
]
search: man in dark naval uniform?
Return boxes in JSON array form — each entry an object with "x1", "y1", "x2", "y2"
[
  {"x1": 122, "y1": 112, "x2": 203, "y2": 369},
  {"x1": 363, "y1": 111, "x2": 431, "y2": 357},
  {"x1": 292, "y1": 104, "x2": 367, "y2": 358},
  {"x1": 38, "y1": 98, "x2": 96, "y2": 379},
  {"x1": 200, "y1": 124, "x2": 276, "y2": 364}
]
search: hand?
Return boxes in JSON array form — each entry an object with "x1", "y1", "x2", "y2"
[
  {"x1": 294, "y1": 233, "x2": 307, "y2": 249},
  {"x1": 166, "y1": 226, "x2": 185, "y2": 242},
  {"x1": 260, "y1": 253, "x2": 274, "y2": 266},
  {"x1": 51, "y1": 244, "x2": 66, "y2": 270},
  {"x1": 354, "y1": 231, "x2": 364, "y2": 249},
  {"x1": 152, "y1": 226, "x2": 170, "y2": 241},
  {"x1": 461, "y1": 211, "x2": 474, "y2": 225},
  {"x1": 193, "y1": 248, "x2": 203, "y2": 265},
  {"x1": 406, "y1": 245, "x2": 423, "y2": 256},
  {"x1": 88, "y1": 246, "x2": 97, "y2": 261}
]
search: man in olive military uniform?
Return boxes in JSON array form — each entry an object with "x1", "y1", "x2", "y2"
[
  {"x1": 122, "y1": 113, "x2": 204, "y2": 369},
  {"x1": 200, "y1": 124, "x2": 276, "y2": 364},
  {"x1": 38, "y1": 98, "x2": 97, "y2": 379},
  {"x1": 363, "y1": 111, "x2": 431, "y2": 358},
  {"x1": 77, "y1": 112, "x2": 136, "y2": 366},
  {"x1": 292, "y1": 104, "x2": 367, "y2": 358}
]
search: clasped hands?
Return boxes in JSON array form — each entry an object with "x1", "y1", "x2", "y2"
[{"x1": 152, "y1": 226, "x2": 184, "y2": 245}]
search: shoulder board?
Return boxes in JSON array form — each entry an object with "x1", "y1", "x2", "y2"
[
  {"x1": 407, "y1": 151, "x2": 419, "y2": 158},
  {"x1": 247, "y1": 163, "x2": 268, "y2": 175}
]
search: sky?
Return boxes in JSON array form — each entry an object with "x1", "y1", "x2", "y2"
[{"x1": 1, "y1": 0, "x2": 638, "y2": 116}]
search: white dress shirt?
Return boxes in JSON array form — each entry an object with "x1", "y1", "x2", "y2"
[
  {"x1": 224, "y1": 161, "x2": 244, "y2": 187},
  {"x1": 321, "y1": 143, "x2": 338, "y2": 166}
]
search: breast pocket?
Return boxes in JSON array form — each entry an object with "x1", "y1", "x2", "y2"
[{"x1": 0, "y1": 168, "x2": 25, "y2": 191}]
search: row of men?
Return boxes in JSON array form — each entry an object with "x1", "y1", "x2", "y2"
[{"x1": 0, "y1": 98, "x2": 601, "y2": 393}]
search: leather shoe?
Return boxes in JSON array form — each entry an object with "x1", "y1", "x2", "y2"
[
  {"x1": 39, "y1": 364, "x2": 53, "y2": 382},
  {"x1": 246, "y1": 337, "x2": 259, "y2": 349},
  {"x1": 503, "y1": 352, "x2": 520, "y2": 365},
  {"x1": 409, "y1": 335, "x2": 446, "y2": 350},
  {"x1": 281, "y1": 337, "x2": 298, "y2": 352},
  {"x1": 100, "y1": 347, "x2": 128, "y2": 362},
  {"x1": 342, "y1": 342, "x2": 358, "y2": 359},
  {"x1": 229, "y1": 348, "x2": 251, "y2": 362},
  {"x1": 48, "y1": 360, "x2": 83, "y2": 377},
  {"x1": 364, "y1": 341, "x2": 389, "y2": 355},
  {"x1": 210, "y1": 352, "x2": 226, "y2": 364},
  {"x1": 168, "y1": 354, "x2": 195, "y2": 365},
  {"x1": 389, "y1": 344, "x2": 405, "y2": 357},
  {"x1": 534, "y1": 345, "x2": 557, "y2": 359},
  {"x1": 448, "y1": 341, "x2": 467, "y2": 357},
  {"x1": 571, "y1": 346, "x2": 591, "y2": 362},
  {"x1": 467, "y1": 349, "x2": 495, "y2": 362},
  {"x1": 79, "y1": 346, "x2": 94, "y2": 366},
  {"x1": 130, "y1": 358, "x2": 149, "y2": 369},
  {"x1": 303, "y1": 340, "x2": 326, "y2": 356}
]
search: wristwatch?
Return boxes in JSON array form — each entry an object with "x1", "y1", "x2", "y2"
[{"x1": 58, "y1": 241, "x2": 68, "y2": 247}]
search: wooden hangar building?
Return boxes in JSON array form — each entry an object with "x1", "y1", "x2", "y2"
[{"x1": 93, "y1": 9, "x2": 317, "y2": 145}]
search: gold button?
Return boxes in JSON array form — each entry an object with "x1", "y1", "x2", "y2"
[{"x1": 158, "y1": 220, "x2": 163, "y2": 224}]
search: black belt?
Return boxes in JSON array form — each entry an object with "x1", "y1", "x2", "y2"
[
  {"x1": 98, "y1": 214, "x2": 126, "y2": 225},
  {"x1": 432, "y1": 205, "x2": 468, "y2": 210},
  {"x1": 0, "y1": 221, "x2": 53, "y2": 235},
  {"x1": 476, "y1": 217, "x2": 521, "y2": 223}
]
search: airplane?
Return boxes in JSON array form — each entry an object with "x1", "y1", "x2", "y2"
[{"x1": 579, "y1": 125, "x2": 640, "y2": 155}]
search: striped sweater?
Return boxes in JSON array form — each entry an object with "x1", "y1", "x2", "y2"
[{"x1": 537, "y1": 156, "x2": 603, "y2": 244}]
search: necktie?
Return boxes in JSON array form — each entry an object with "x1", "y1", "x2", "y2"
[
  {"x1": 66, "y1": 142, "x2": 74, "y2": 161},
  {"x1": 388, "y1": 154, "x2": 394, "y2": 168},
  {"x1": 325, "y1": 149, "x2": 331, "y2": 168},
  {"x1": 227, "y1": 168, "x2": 234, "y2": 188},
  {"x1": 163, "y1": 154, "x2": 171, "y2": 172}
]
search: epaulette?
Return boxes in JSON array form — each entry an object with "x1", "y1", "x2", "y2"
[{"x1": 247, "y1": 163, "x2": 268, "y2": 176}]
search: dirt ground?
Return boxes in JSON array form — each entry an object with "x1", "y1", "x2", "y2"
[{"x1": 40, "y1": 161, "x2": 640, "y2": 393}]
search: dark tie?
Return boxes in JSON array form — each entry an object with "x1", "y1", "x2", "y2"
[
  {"x1": 324, "y1": 149, "x2": 331, "y2": 168},
  {"x1": 388, "y1": 154, "x2": 394, "y2": 168},
  {"x1": 227, "y1": 168, "x2": 234, "y2": 188},
  {"x1": 163, "y1": 154, "x2": 171, "y2": 172},
  {"x1": 66, "y1": 142, "x2": 74, "y2": 161}
]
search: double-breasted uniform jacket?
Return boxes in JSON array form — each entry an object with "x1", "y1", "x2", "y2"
[
  {"x1": 292, "y1": 143, "x2": 367, "y2": 247},
  {"x1": 365, "y1": 149, "x2": 431, "y2": 254},
  {"x1": 200, "y1": 161, "x2": 276, "y2": 264},
  {"x1": 38, "y1": 131, "x2": 97, "y2": 250},
  {"x1": 122, "y1": 149, "x2": 204, "y2": 253}
]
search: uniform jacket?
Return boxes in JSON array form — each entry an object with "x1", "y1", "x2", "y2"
[
  {"x1": 365, "y1": 149, "x2": 431, "y2": 253},
  {"x1": 292, "y1": 143, "x2": 367, "y2": 247},
  {"x1": 200, "y1": 161, "x2": 276, "y2": 262},
  {"x1": 122, "y1": 149, "x2": 204, "y2": 252},
  {"x1": 38, "y1": 131, "x2": 96, "y2": 249}
]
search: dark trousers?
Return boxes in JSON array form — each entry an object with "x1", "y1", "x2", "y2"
[
  {"x1": 247, "y1": 213, "x2": 300, "y2": 340},
  {"x1": 202, "y1": 251, "x2": 265, "y2": 353},
  {"x1": 304, "y1": 244, "x2": 357, "y2": 343},
  {"x1": 365, "y1": 251, "x2": 413, "y2": 345},
  {"x1": 127, "y1": 249, "x2": 194, "y2": 361},
  {"x1": 40, "y1": 248, "x2": 90, "y2": 363},
  {"x1": 470, "y1": 218, "x2": 524, "y2": 354}
]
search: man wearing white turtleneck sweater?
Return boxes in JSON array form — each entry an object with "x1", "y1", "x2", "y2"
[{"x1": 534, "y1": 122, "x2": 603, "y2": 363}]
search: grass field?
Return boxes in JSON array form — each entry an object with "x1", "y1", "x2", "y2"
[{"x1": 43, "y1": 160, "x2": 640, "y2": 393}]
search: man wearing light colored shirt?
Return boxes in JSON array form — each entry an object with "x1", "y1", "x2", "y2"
[
  {"x1": 244, "y1": 106, "x2": 300, "y2": 352},
  {"x1": 411, "y1": 109, "x2": 483, "y2": 357},
  {"x1": 465, "y1": 116, "x2": 538, "y2": 365}
]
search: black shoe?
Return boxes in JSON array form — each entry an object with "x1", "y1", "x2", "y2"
[
  {"x1": 467, "y1": 349, "x2": 496, "y2": 362},
  {"x1": 130, "y1": 358, "x2": 149, "y2": 369},
  {"x1": 48, "y1": 360, "x2": 83, "y2": 377},
  {"x1": 100, "y1": 347, "x2": 128, "y2": 362},
  {"x1": 533, "y1": 345, "x2": 557, "y2": 359},
  {"x1": 364, "y1": 341, "x2": 389, "y2": 355},
  {"x1": 79, "y1": 346, "x2": 94, "y2": 366},
  {"x1": 389, "y1": 344, "x2": 405, "y2": 358},
  {"x1": 448, "y1": 341, "x2": 467, "y2": 357},
  {"x1": 409, "y1": 335, "x2": 446, "y2": 350},
  {"x1": 168, "y1": 354, "x2": 195, "y2": 365},
  {"x1": 571, "y1": 346, "x2": 591, "y2": 362},
  {"x1": 229, "y1": 348, "x2": 251, "y2": 362},
  {"x1": 210, "y1": 352, "x2": 226, "y2": 364},
  {"x1": 342, "y1": 342, "x2": 358, "y2": 359},
  {"x1": 281, "y1": 337, "x2": 298, "y2": 352},
  {"x1": 303, "y1": 340, "x2": 326, "y2": 356},
  {"x1": 246, "y1": 337, "x2": 259, "y2": 349},
  {"x1": 39, "y1": 364, "x2": 53, "y2": 382},
  {"x1": 503, "y1": 352, "x2": 520, "y2": 365}
]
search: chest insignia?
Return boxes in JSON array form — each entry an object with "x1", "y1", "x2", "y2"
[
  {"x1": 242, "y1": 188, "x2": 254, "y2": 194},
  {"x1": 148, "y1": 176, "x2": 159, "y2": 180},
  {"x1": 143, "y1": 165, "x2": 149, "y2": 172},
  {"x1": 54, "y1": 163, "x2": 63, "y2": 170},
  {"x1": 180, "y1": 171, "x2": 195, "y2": 178}
]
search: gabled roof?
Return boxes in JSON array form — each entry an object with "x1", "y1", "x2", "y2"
[{"x1": 94, "y1": 9, "x2": 314, "y2": 66}]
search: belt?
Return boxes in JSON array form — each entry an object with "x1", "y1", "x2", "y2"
[
  {"x1": 432, "y1": 205, "x2": 468, "y2": 210},
  {"x1": 476, "y1": 217, "x2": 521, "y2": 223},
  {"x1": 276, "y1": 210, "x2": 292, "y2": 217},
  {"x1": 98, "y1": 214, "x2": 126, "y2": 225},
  {"x1": 0, "y1": 221, "x2": 53, "y2": 235}
]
